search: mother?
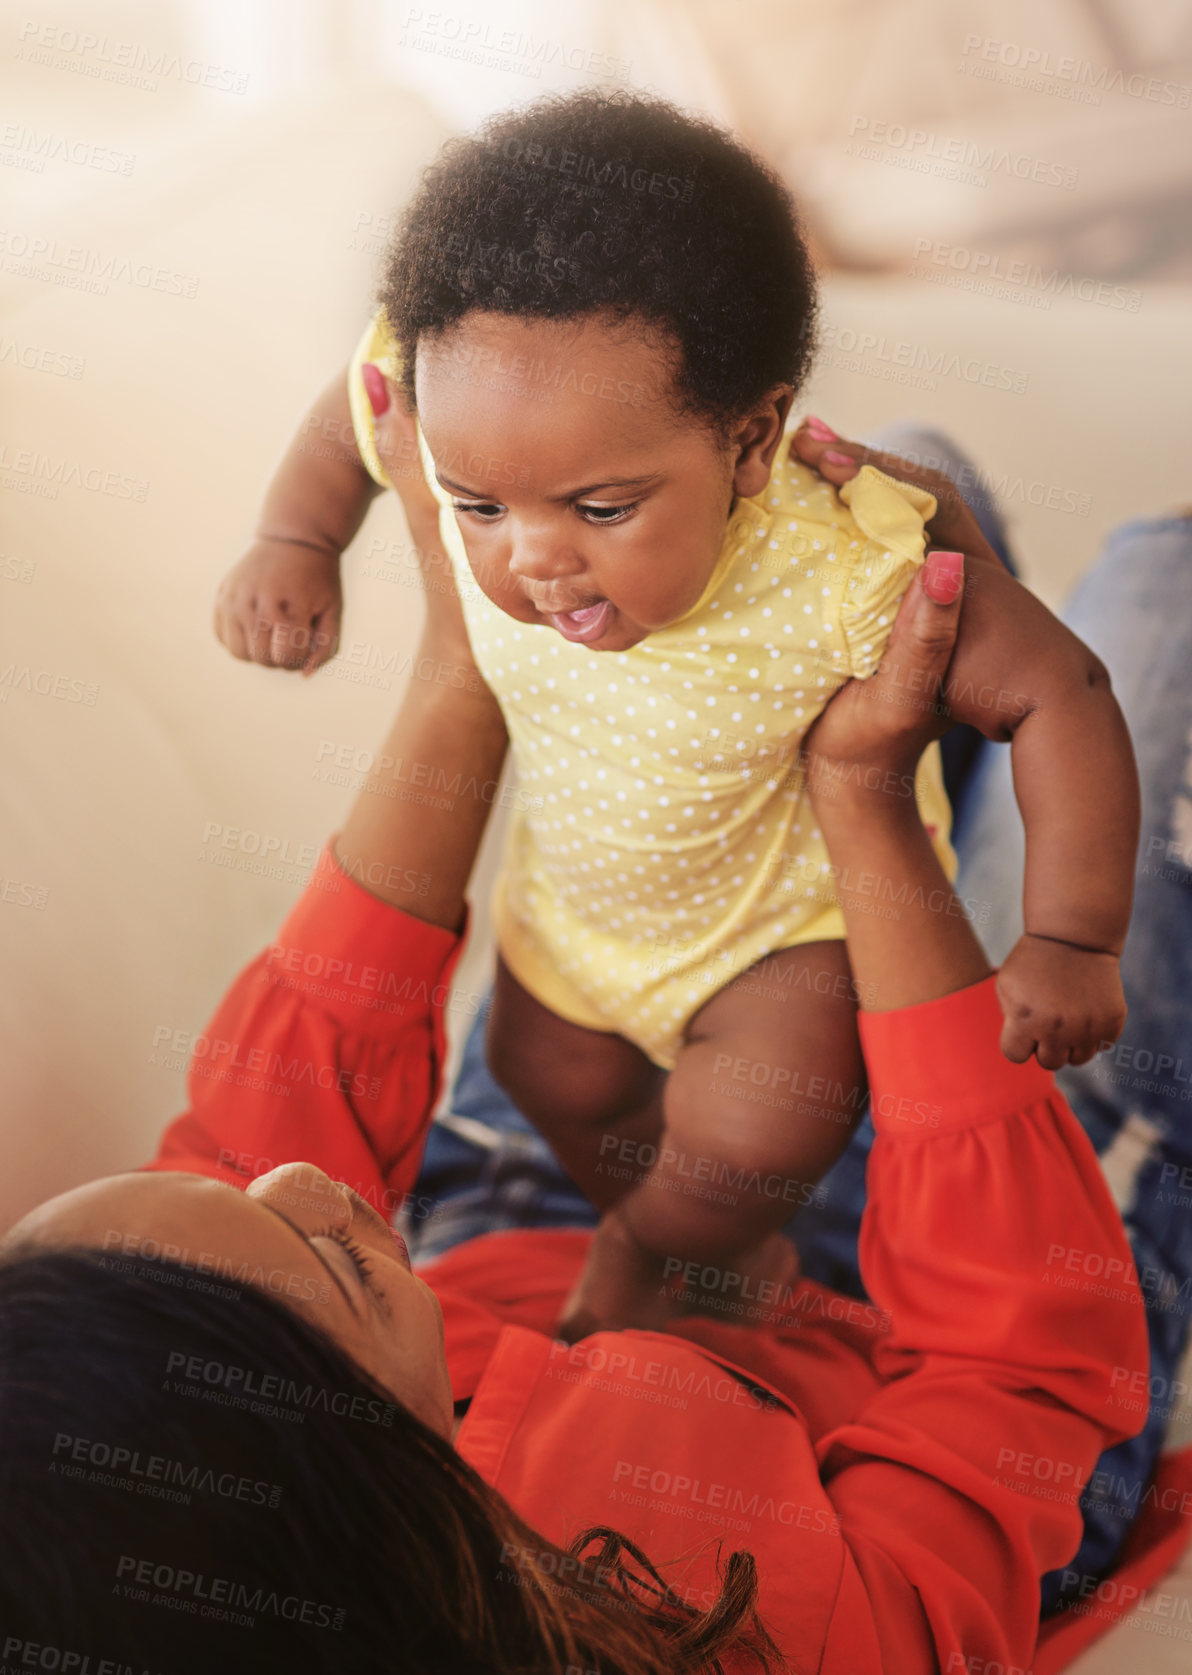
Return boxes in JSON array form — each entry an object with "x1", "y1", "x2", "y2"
[{"x1": 0, "y1": 443, "x2": 1146, "y2": 1673}]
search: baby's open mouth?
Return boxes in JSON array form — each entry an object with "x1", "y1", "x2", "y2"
[{"x1": 542, "y1": 599, "x2": 614, "y2": 644}]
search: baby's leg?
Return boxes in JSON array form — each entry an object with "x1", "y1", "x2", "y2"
[
  {"x1": 559, "y1": 940, "x2": 867, "y2": 1337},
  {"x1": 485, "y1": 957, "x2": 665, "y2": 1210}
]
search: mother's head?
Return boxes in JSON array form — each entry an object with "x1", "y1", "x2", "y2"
[{"x1": 0, "y1": 1164, "x2": 777, "y2": 1671}]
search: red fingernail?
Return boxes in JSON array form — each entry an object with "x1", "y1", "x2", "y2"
[
  {"x1": 805, "y1": 415, "x2": 837, "y2": 439},
  {"x1": 924, "y1": 549, "x2": 964, "y2": 603},
  {"x1": 361, "y1": 362, "x2": 390, "y2": 417},
  {"x1": 822, "y1": 449, "x2": 854, "y2": 466}
]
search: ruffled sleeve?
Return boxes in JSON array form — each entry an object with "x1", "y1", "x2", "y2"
[
  {"x1": 837, "y1": 464, "x2": 938, "y2": 680},
  {"x1": 346, "y1": 310, "x2": 405, "y2": 490}
]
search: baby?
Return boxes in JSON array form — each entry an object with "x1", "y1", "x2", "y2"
[{"x1": 215, "y1": 92, "x2": 1136, "y2": 1337}]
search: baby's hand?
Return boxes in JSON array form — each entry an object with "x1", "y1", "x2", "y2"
[
  {"x1": 214, "y1": 537, "x2": 342, "y2": 675},
  {"x1": 996, "y1": 933, "x2": 1126, "y2": 1070}
]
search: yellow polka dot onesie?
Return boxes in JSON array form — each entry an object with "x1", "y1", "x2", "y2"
[{"x1": 350, "y1": 314, "x2": 957, "y2": 1068}]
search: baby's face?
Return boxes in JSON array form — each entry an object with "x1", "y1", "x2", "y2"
[{"x1": 415, "y1": 311, "x2": 789, "y2": 652}]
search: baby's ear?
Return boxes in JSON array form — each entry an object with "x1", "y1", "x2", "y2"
[{"x1": 732, "y1": 387, "x2": 793, "y2": 495}]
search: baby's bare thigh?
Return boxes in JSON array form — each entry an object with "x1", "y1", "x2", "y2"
[
  {"x1": 486, "y1": 956, "x2": 663, "y2": 1137},
  {"x1": 673, "y1": 940, "x2": 867, "y2": 1189}
]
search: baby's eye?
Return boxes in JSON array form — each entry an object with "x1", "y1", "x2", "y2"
[
  {"x1": 577, "y1": 502, "x2": 638, "y2": 524},
  {"x1": 451, "y1": 499, "x2": 504, "y2": 520}
]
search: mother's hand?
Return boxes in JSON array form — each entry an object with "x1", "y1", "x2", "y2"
[
  {"x1": 803, "y1": 550, "x2": 992, "y2": 1009},
  {"x1": 802, "y1": 548, "x2": 966, "y2": 802}
]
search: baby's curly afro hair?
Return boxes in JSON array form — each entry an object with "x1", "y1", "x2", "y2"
[{"x1": 378, "y1": 89, "x2": 818, "y2": 439}]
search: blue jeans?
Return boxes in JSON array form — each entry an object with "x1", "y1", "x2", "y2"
[{"x1": 402, "y1": 429, "x2": 1192, "y2": 1614}]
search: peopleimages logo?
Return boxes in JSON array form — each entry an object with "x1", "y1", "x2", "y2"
[
  {"x1": 959, "y1": 34, "x2": 1191, "y2": 108},
  {"x1": 0, "y1": 439, "x2": 148, "y2": 500},
  {"x1": 15, "y1": 22, "x2": 250, "y2": 94},
  {"x1": 114, "y1": 1555, "x2": 344, "y2": 1629},
  {"x1": 818, "y1": 322, "x2": 1030, "y2": 393},
  {"x1": 163, "y1": 1349, "x2": 396, "y2": 1427},
  {"x1": 909, "y1": 238, "x2": 1142, "y2": 313},
  {"x1": 51, "y1": 1431, "x2": 281, "y2": 1508},
  {"x1": 495, "y1": 136, "x2": 693, "y2": 199},
  {"x1": 846, "y1": 115, "x2": 1078, "y2": 190},
  {"x1": 0, "y1": 1639, "x2": 167, "y2": 1674},
  {"x1": 0, "y1": 230, "x2": 199, "y2": 298}
]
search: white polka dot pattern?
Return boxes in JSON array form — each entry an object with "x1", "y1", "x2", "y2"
[
  {"x1": 342, "y1": 303, "x2": 957, "y2": 1070},
  {"x1": 420, "y1": 439, "x2": 957, "y2": 1068}
]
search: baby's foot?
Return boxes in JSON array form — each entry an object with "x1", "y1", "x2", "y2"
[
  {"x1": 672, "y1": 1233, "x2": 801, "y2": 1329},
  {"x1": 556, "y1": 1208, "x2": 677, "y2": 1343}
]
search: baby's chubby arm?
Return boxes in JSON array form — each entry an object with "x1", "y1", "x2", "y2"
[
  {"x1": 791, "y1": 419, "x2": 1136, "y2": 1071},
  {"x1": 214, "y1": 361, "x2": 443, "y2": 673},
  {"x1": 214, "y1": 364, "x2": 373, "y2": 673},
  {"x1": 939, "y1": 560, "x2": 1138, "y2": 1068}
]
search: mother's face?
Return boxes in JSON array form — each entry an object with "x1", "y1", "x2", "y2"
[{"x1": 4, "y1": 1163, "x2": 454, "y2": 1438}]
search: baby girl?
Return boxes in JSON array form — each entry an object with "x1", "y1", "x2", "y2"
[{"x1": 215, "y1": 92, "x2": 1136, "y2": 1337}]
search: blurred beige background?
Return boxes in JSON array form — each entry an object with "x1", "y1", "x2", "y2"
[{"x1": 2, "y1": 3, "x2": 1191, "y2": 1656}]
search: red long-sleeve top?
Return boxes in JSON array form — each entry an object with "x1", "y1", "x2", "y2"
[{"x1": 149, "y1": 846, "x2": 1154, "y2": 1673}]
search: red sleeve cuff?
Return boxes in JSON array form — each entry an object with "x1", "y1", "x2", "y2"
[
  {"x1": 262, "y1": 841, "x2": 467, "y2": 1037},
  {"x1": 858, "y1": 974, "x2": 1056, "y2": 1136}
]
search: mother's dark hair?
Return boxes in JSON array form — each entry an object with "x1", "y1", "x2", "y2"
[{"x1": 0, "y1": 1247, "x2": 781, "y2": 1672}]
